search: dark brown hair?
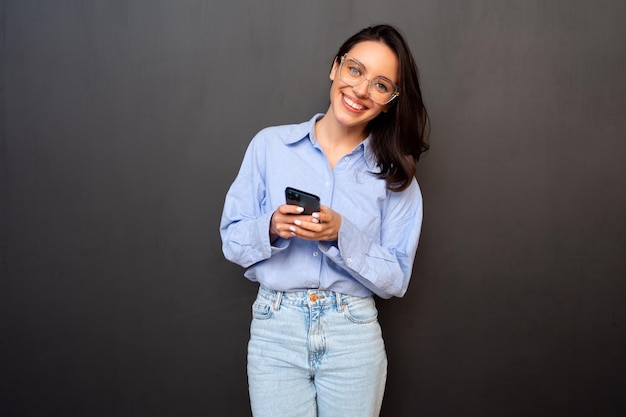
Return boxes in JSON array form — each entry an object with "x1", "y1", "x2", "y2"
[{"x1": 334, "y1": 24, "x2": 430, "y2": 191}]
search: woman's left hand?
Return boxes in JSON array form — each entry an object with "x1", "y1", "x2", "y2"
[{"x1": 291, "y1": 205, "x2": 341, "y2": 242}]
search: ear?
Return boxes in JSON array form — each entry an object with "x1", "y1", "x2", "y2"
[{"x1": 329, "y1": 58, "x2": 340, "y2": 81}]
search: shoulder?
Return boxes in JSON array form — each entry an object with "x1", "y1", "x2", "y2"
[{"x1": 387, "y1": 177, "x2": 423, "y2": 209}]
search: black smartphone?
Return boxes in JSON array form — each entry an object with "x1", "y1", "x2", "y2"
[{"x1": 285, "y1": 187, "x2": 321, "y2": 215}]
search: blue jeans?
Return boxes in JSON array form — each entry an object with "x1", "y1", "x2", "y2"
[{"x1": 247, "y1": 285, "x2": 388, "y2": 417}]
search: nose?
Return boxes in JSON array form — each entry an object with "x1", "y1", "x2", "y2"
[{"x1": 352, "y1": 78, "x2": 370, "y2": 98}]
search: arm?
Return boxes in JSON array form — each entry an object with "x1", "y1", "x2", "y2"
[
  {"x1": 288, "y1": 180, "x2": 423, "y2": 299},
  {"x1": 220, "y1": 135, "x2": 284, "y2": 268}
]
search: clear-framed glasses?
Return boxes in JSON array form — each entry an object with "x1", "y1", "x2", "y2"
[{"x1": 338, "y1": 54, "x2": 400, "y2": 105}]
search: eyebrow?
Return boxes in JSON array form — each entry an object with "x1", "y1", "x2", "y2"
[{"x1": 347, "y1": 56, "x2": 397, "y2": 84}]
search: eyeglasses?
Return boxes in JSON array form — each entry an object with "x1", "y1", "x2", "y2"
[{"x1": 338, "y1": 54, "x2": 400, "y2": 105}]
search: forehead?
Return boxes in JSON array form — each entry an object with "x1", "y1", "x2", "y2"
[{"x1": 346, "y1": 41, "x2": 399, "y2": 82}]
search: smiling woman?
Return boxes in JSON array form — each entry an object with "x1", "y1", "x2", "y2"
[
  {"x1": 220, "y1": 24, "x2": 430, "y2": 417},
  {"x1": 320, "y1": 40, "x2": 402, "y2": 168},
  {"x1": 337, "y1": 54, "x2": 400, "y2": 105}
]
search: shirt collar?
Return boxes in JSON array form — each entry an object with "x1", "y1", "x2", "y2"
[
  {"x1": 282, "y1": 113, "x2": 378, "y2": 170},
  {"x1": 281, "y1": 113, "x2": 324, "y2": 145}
]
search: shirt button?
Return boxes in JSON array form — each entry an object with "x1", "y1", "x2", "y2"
[
  {"x1": 325, "y1": 181, "x2": 331, "y2": 187},
  {"x1": 344, "y1": 157, "x2": 350, "y2": 162},
  {"x1": 346, "y1": 257, "x2": 352, "y2": 263},
  {"x1": 313, "y1": 252, "x2": 319, "y2": 257}
]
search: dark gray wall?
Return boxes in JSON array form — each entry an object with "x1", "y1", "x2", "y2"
[{"x1": 1, "y1": 1, "x2": 625, "y2": 416}]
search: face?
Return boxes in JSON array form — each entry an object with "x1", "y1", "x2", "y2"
[{"x1": 328, "y1": 40, "x2": 399, "y2": 130}]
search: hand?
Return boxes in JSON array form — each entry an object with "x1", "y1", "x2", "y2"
[{"x1": 270, "y1": 205, "x2": 341, "y2": 242}]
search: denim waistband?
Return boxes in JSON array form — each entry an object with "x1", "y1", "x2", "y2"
[{"x1": 257, "y1": 285, "x2": 369, "y2": 309}]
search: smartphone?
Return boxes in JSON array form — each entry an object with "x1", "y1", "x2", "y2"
[{"x1": 285, "y1": 187, "x2": 321, "y2": 215}]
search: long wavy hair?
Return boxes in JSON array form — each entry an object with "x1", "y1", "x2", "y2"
[{"x1": 333, "y1": 24, "x2": 430, "y2": 191}]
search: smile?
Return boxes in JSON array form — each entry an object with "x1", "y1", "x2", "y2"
[{"x1": 343, "y1": 95, "x2": 365, "y2": 111}]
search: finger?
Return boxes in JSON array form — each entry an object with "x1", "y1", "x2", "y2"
[{"x1": 282, "y1": 204, "x2": 305, "y2": 214}]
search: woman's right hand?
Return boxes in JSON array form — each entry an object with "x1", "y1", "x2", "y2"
[{"x1": 269, "y1": 204, "x2": 307, "y2": 241}]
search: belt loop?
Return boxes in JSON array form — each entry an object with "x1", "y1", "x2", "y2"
[
  {"x1": 272, "y1": 291, "x2": 283, "y2": 311},
  {"x1": 335, "y1": 292, "x2": 344, "y2": 312}
]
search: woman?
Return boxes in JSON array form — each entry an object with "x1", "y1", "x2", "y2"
[{"x1": 220, "y1": 24, "x2": 429, "y2": 417}]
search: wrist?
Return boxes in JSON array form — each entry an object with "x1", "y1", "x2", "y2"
[{"x1": 269, "y1": 212, "x2": 280, "y2": 242}]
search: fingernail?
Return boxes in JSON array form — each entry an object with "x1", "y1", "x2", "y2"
[
  {"x1": 294, "y1": 220, "x2": 301, "y2": 226},
  {"x1": 289, "y1": 226, "x2": 296, "y2": 232},
  {"x1": 296, "y1": 207, "x2": 304, "y2": 213},
  {"x1": 312, "y1": 212, "x2": 320, "y2": 218}
]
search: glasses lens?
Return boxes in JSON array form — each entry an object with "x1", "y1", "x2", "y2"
[
  {"x1": 339, "y1": 57, "x2": 397, "y2": 105},
  {"x1": 370, "y1": 77, "x2": 395, "y2": 104},
  {"x1": 340, "y1": 58, "x2": 365, "y2": 85}
]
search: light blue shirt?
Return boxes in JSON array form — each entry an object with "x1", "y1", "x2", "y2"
[{"x1": 220, "y1": 114, "x2": 423, "y2": 299}]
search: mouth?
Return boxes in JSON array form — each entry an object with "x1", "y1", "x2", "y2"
[{"x1": 342, "y1": 94, "x2": 366, "y2": 111}]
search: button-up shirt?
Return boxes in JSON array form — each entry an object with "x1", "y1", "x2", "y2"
[{"x1": 220, "y1": 114, "x2": 423, "y2": 298}]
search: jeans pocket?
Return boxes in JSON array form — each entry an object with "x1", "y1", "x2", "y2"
[
  {"x1": 342, "y1": 296, "x2": 378, "y2": 324},
  {"x1": 252, "y1": 298, "x2": 273, "y2": 320}
]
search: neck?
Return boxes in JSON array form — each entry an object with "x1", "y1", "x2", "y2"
[
  {"x1": 314, "y1": 113, "x2": 368, "y2": 169},
  {"x1": 315, "y1": 113, "x2": 367, "y2": 150}
]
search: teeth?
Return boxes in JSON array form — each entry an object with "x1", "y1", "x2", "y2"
[{"x1": 344, "y1": 95, "x2": 364, "y2": 110}]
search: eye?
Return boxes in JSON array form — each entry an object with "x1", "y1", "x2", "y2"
[
  {"x1": 373, "y1": 78, "x2": 392, "y2": 93},
  {"x1": 348, "y1": 64, "x2": 362, "y2": 77}
]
